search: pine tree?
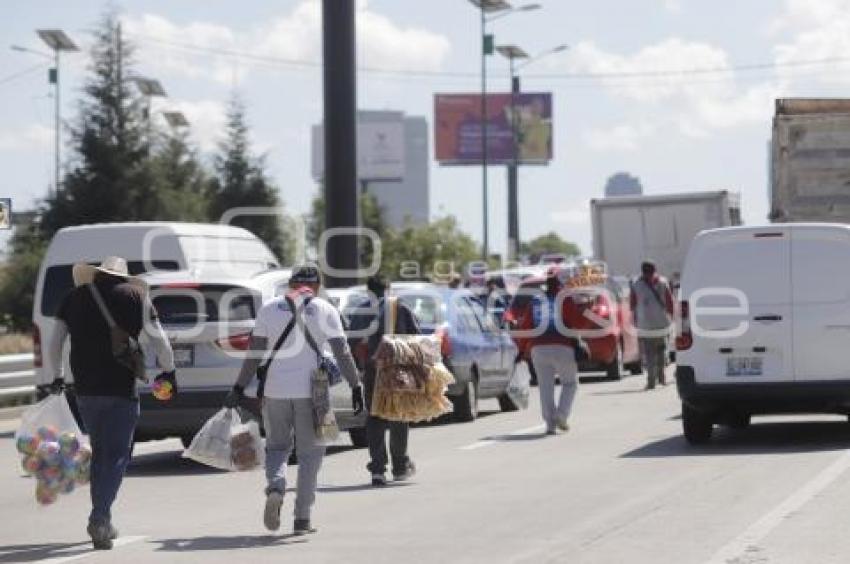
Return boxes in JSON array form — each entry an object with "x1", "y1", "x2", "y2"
[
  {"x1": 41, "y1": 11, "x2": 153, "y2": 236},
  {"x1": 150, "y1": 129, "x2": 209, "y2": 221},
  {"x1": 208, "y1": 96, "x2": 291, "y2": 262}
]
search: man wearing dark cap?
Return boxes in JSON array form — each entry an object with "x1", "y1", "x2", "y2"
[
  {"x1": 630, "y1": 261, "x2": 675, "y2": 390},
  {"x1": 225, "y1": 264, "x2": 364, "y2": 535}
]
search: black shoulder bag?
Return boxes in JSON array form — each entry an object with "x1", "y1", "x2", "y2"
[{"x1": 89, "y1": 284, "x2": 147, "y2": 382}]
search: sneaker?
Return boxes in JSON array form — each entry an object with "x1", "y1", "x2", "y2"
[
  {"x1": 556, "y1": 418, "x2": 570, "y2": 432},
  {"x1": 263, "y1": 491, "x2": 284, "y2": 532},
  {"x1": 107, "y1": 523, "x2": 119, "y2": 540},
  {"x1": 393, "y1": 461, "x2": 417, "y2": 482},
  {"x1": 371, "y1": 474, "x2": 387, "y2": 487},
  {"x1": 546, "y1": 428, "x2": 557, "y2": 436},
  {"x1": 86, "y1": 523, "x2": 113, "y2": 550},
  {"x1": 293, "y1": 519, "x2": 317, "y2": 536}
]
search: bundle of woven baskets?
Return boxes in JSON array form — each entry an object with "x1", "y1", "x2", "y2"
[{"x1": 371, "y1": 335, "x2": 455, "y2": 423}]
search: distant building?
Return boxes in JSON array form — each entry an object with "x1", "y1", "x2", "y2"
[
  {"x1": 311, "y1": 110, "x2": 429, "y2": 228},
  {"x1": 604, "y1": 172, "x2": 643, "y2": 197}
]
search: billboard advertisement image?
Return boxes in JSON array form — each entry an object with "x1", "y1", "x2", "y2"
[{"x1": 434, "y1": 92, "x2": 553, "y2": 165}]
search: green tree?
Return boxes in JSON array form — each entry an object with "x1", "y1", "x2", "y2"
[
  {"x1": 149, "y1": 130, "x2": 209, "y2": 221},
  {"x1": 208, "y1": 96, "x2": 292, "y2": 262},
  {"x1": 520, "y1": 231, "x2": 581, "y2": 262},
  {"x1": 0, "y1": 222, "x2": 47, "y2": 331},
  {"x1": 382, "y1": 216, "x2": 478, "y2": 280},
  {"x1": 41, "y1": 13, "x2": 154, "y2": 237}
]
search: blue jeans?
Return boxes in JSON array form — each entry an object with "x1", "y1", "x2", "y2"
[{"x1": 76, "y1": 395, "x2": 139, "y2": 526}]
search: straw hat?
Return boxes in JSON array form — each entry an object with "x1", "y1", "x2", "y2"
[{"x1": 72, "y1": 256, "x2": 146, "y2": 288}]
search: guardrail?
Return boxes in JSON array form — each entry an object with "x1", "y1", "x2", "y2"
[{"x1": 0, "y1": 353, "x2": 35, "y2": 405}]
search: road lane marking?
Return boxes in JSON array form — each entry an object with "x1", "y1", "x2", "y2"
[
  {"x1": 705, "y1": 449, "x2": 850, "y2": 564},
  {"x1": 459, "y1": 425, "x2": 545, "y2": 450},
  {"x1": 38, "y1": 536, "x2": 147, "y2": 564}
]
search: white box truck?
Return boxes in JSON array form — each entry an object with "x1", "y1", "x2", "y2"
[
  {"x1": 771, "y1": 98, "x2": 850, "y2": 223},
  {"x1": 590, "y1": 191, "x2": 741, "y2": 285}
]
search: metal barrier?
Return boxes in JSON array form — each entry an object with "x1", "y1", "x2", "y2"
[{"x1": 0, "y1": 354, "x2": 35, "y2": 404}]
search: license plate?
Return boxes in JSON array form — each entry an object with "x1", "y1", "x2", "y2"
[
  {"x1": 173, "y1": 345, "x2": 194, "y2": 368},
  {"x1": 726, "y1": 357, "x2": 762, "y2": 377}
]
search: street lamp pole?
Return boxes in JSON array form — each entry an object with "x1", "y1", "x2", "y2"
[
  {"x1": 479, "y1": 6, "x2": 490, "y2": 261},
  {"x1": 36, "y1": 30, "x2": 78, "y2": 198},
  {"x1": 498, "y1": 43, "x2": 568, "y2": 262}
]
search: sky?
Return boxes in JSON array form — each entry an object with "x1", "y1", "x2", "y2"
[{"x1": 2, "y1": 0, "x2": 850, "y2": 258}]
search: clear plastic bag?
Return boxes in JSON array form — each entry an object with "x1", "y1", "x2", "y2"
[
  {"x1": 506, "y1": 361, "x2": 531, "y2": 410},
  {"x1": 15, "y1": 394, "x2": 91, "y2": 506},
  {"x1": 183, "y1": 408, "x2": 264, "y2": 472}
]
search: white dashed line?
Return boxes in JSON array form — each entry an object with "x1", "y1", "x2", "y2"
[
  {"x1": 459, "y1": 425, "x2": 546, "y2": 450},
  {"x1": 705, "y1": 449, "x2": 850, "y2": 564}
]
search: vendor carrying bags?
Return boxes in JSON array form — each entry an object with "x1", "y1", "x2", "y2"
[{"x1": 222, "y1": 264, "x2": 364, "y2": 536}]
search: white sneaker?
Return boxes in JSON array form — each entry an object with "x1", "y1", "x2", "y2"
[{"x1": 264, "y1": 491, "x2": 284, "y2": 531}]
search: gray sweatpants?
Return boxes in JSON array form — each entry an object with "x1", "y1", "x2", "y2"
[
  {"x1": 262, "y1": 398, "x2": 325, "y2": 520},
  {"x1": 639, "y1": 337, "x2": 667, "y2": 389},
  {"x1": 530, "y1": 344, "x2": 578, "y2": 431}
]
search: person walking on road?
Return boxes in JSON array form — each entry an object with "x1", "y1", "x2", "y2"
[
  {"x1": 46, "y1": 256, "x2": 176, "y2": 550},
  {"x1": 514, "y1": 269, "x2": 582, "y2": 435},
  {"x1": 349, "y1": 275, "x2": 421, "y2": 486},
  {"x1": 630, "y1": 261, "x2": 675, "y2": 390},
  {"x1": 224, "y1": 264, "x2": 364, "y2": 535}
]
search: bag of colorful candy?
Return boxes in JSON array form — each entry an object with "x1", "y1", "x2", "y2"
[
  {"x1": 15, "y1": 393, "x2": 91, "y2": 506},
  {"x1": 183, "y1": 408, "x2": 264, "y2": 472}
]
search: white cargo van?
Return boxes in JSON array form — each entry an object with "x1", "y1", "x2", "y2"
[
  {"x1": 676, "y1": 223, "x2": 850, "y2": 443},
  {"x1": 32, "y1": 222, "x2": 279, "y2": 391}
]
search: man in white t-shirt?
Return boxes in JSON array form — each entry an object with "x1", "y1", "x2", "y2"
[{"x1": 224, "y1": 264, "x2": 364, "y2": 535}]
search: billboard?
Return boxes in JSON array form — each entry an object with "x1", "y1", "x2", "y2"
[
  {"x1": 312, "y1": 119, "x2": 406, "y2": 181},
  {"x1": 435, "y1": 92, "x2": 553, "y2": 165}
]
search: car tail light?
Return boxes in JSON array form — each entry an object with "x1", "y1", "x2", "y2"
[
  {"x1": 675, "y1": 300, "x2": 693, "y2": 351},
  {"x1": 216, "y1": 333, "x2": 251, "y2": 351},
  {"x1": 435, "y1": 324, "x2": 452, "y2": 358},
  {"x1": 32, "y1": 323, "x2": 42, "y2": 368}
]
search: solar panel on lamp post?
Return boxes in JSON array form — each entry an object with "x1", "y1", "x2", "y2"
[{"x1": 26, "y1": 30, "x2": 79, "y2": 198}]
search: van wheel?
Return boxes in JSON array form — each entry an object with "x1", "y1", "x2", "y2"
[
  {"x1": 682, "y1": 403, "x2": 713, "y2": 445},
  {"x1": 349, "y1": 427, "x2": 369, "y2": 448},
  {"x1": 452, "y1": 373, "x2": 479, "y2": 423}
]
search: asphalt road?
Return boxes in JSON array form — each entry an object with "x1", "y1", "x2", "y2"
[{"x1": 3, "y1": 365, "x2": 850, "y2": 564}]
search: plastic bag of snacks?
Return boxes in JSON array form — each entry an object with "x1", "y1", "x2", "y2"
[
  {"x1": 15, "y1": 394, "x2": 91, "y2": 506},
  {"x1": 183, "y1": 408, "x2": 264, "y2": 471}
]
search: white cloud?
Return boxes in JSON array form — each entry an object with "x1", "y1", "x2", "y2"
[
  {"x1": 662, "y1": 0, "x2": 682, "y2": 13},
  {"x1": 122, "y1": 0, "x2": 450, "y2": 85},
  {"x1": 0, "y1": 124, "x2": 53, "y2": 151},
  {"x1": 584, "y1": 123, "x2": 655, "y2": 152},
  {"x1": 771, "y1": 0, "x2": 850, "y2": 87},
  {"x1": 565, "y1": 38, "x2": 776, "y2": 137}
]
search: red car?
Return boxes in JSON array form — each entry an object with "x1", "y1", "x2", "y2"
[{"x1": 505, "y1": 272, "x2": 641, "y2": 380}]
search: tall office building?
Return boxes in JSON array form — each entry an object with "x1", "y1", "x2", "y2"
[{"x1": 312, "y1": 110, "x2": 429, "y2": 228}]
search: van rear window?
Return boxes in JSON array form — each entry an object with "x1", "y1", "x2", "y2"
[
  {"x1": 151, "y1": 285, "x2": 258, "y2": 325},
  {"x1": 40, "y1": 261, "x2": 180, "y2": 317}
]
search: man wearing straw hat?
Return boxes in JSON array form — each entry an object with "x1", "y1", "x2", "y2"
[{"x1": 45, "y1": 256, "x2": 176, "y2": 550}]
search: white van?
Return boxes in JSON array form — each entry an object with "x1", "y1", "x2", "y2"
[
  {"x1": 676, "y1": 224, "x2": 850, "y2": 443},
  {"x1": 32, "y1": 222, "x2": 279, "y2": 391}
]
